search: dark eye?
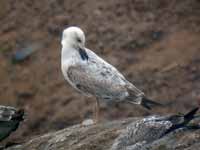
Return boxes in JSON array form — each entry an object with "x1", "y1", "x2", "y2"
[{"x1": 77, "y1": 38, "x2": 82, "y2": 43}]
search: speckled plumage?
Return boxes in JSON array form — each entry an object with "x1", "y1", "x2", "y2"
[
  {"x1": 111, "y1": 116, "x2": 171, "y2": 150},
  {"x1": 111, "y1": 107, "x2": 199, "y2": 150},
  {"x1": 66, "y1": 48, "x2": 139, "y2": 102},
  {"x1": 61, "y1": 26, "x2": 162, "y2": 109}
]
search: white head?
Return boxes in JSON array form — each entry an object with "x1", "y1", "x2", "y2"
[
  {"x1": 61, "y1": 26, "x2": 86, "y2": 49},
  {"x1": 61, "y1": 26, "x2": 89, "y2": 60}
]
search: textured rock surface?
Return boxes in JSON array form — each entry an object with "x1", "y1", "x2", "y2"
[{"x1": 5, "y1": 118, "x2": 200, "y2": 150}]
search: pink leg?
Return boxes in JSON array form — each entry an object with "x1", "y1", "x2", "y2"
[{"x1": 94, "y1": 99, "x2": 100, "y2": 123}]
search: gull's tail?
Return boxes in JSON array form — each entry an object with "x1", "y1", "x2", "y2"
[
  {"x1": 183, "y1": 107, "x2": 199, "y2": 124},
  {"x1": 164, "y1": 107, "x2": 199, "y2": 135},
  {"x1": 141, "y1": 97, "x2": 164, "y2": 110},
  {"x1": 126, "y1": 85, "x2": 164, "y2": 110}
]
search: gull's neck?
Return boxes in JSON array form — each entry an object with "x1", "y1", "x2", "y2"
[
  {"x1": 62, "y1": 46, "x2": 75, "y2": 58},
  {"x1": 61, "y1": 44, "x2": 80, "y2": 64}
]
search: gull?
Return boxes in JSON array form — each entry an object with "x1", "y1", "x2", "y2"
[
  {"x1": 61, "y1": 26, "x2": 163, "y2": 122},
  {"x1": 0, "y1": 105, "x2": 24, "y2": 142},
  {"x1": 111, "y1": 107, "x2": 199, "y2": 150}
]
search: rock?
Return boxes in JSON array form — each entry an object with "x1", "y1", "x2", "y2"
[
  {"x1": 5, "y1": 116, "x2": 200, "y2": 150},
  {"x1": 81, "y1": 119, "x2": 95, "y2": 126}
]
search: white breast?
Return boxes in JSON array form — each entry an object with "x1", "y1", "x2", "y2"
[{"x1": 61, "y1": 47, "x2": 88, "y2": 92}]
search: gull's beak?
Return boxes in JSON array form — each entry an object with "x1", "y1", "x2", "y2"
[{"x1": 78, "y1": 47, "x2": 89, "y2": 60}]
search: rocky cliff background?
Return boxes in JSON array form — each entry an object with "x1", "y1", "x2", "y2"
[{"x1": 0, "y1": 0, "x2": 200, "y2": 144}]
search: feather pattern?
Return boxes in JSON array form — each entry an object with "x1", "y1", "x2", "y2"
[
  {"x1": 61, "y1": 26, "x2": 162, "y2": 109},
  {"x1": 65, "y1": 48, "x2": 143, "y2": 102},
  {"x1": 111, "y1": 108, "x2": 199, "y2": 150}
]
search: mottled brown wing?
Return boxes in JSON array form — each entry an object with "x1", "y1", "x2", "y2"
[{"x1": 67, "y1": 65, "x2": 127, "y2": 100}]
